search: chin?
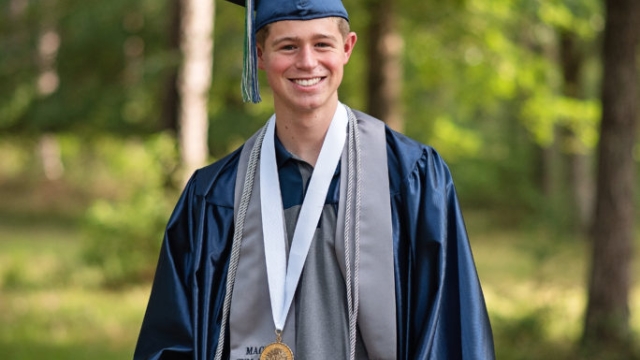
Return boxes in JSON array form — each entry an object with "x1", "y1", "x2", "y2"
[{"x1": 289, "y1": 96, "x2": 327, "y2": 111}]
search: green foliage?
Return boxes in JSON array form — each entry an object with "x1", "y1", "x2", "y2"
[
  {"x1": 1, "y1": 254, "x2": 78, "y2": 291},
  {"x1": 429, "y1": 115, "x2": 482, "y2": 160},
  {"x1": 0, "y1": 137, "x2": 35, "y2": 179},
  {"x1": 0, "y1": 0, "x2": 608, "y2": 213},
  {"x1": 395, "y1": 0, "x2": 604, "y2": 211},
  {"x1": 83, "y1": 191, "x2": 168, "y2": 287},
  {"x1": 1, "y1": 0, "x2": 175, "y2": 136},
  {"x1": 82, "y1": 133, "x2": 179, "y2": 287},
  {"x1": 522, "y1": 95, "x2": 600, "y2": 148},
  {"x1": 0, "y1": 84, "x2": 36, "y2": 129}
]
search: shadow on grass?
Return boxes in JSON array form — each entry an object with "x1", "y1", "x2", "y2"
[
  {"x1": 493, "y1": 308, "x2": 573, "y2": 360},
  {"x1": 493, "y1": 310, "x2": 640, "y2": 360},
  {"x1": 0, "y1": 340, "x2": 132, "y2": 360}
]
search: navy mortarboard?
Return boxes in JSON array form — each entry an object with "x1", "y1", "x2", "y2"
[{"x1": 226, "y1": 0, "x2": 349, "y2": 103}]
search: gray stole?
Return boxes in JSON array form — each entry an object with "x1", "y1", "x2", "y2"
[{"x1": 226, "y1": 109, "x2": 397, "y2": 359}]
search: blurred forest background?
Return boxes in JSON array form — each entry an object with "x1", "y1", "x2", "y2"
[{"x1": 1, "y1": 0, "x2": 639, "y2": 358}]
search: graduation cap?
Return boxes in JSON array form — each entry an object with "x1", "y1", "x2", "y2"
[{"x1": 226, "y1": 0, "x2": 349, "y2": 103}]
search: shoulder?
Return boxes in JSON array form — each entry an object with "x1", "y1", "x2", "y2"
[
  {"x1": 386, "y1": 126, "x2": 453, "y2": 194},
  {"x1": 188, "y1": 145, "x2": 243, "y2": 208}
]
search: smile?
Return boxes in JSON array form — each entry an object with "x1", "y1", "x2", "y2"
[{"x1": 292, "y1": 77, "x2": 323, "y2": 87}]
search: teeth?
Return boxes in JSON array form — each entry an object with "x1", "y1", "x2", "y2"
[{"x1": 294, "y1": 77, "x2": 321, "y2": 86}]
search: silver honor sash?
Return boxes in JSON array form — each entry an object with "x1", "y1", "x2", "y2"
[{"x1": 218, "y1": 107, "x2": 397, "y2": 360}]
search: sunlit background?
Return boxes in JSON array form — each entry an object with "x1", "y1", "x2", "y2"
[{"x1": 1, "y1": 0, "x2": 639, "y2": 358}]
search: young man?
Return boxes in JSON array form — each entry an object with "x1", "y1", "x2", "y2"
[{"x1": 134, "y1": 0, "x2": 495, "y2": 359}]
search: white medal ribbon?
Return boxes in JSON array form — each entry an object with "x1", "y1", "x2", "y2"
[{"x1": 260, "y1": 104, "x2": 348, "y2": 332}]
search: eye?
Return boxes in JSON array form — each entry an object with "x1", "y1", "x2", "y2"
[{"x1": 280, "y1": 44, "x2": 296, "y2": 51}]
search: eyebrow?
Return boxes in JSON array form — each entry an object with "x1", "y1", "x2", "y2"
[{"x1": 271, "y1": 33, "x2": 338, "y2": 47}]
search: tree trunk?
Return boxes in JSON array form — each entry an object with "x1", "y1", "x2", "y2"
[
  {"x1": 10, "y1": 0, "x2": 28, "y2": 17},
  {"x1": 38, "y1": 133, "x2": 64, "y2": 181},
  {"x1": 162, "y1": 0, "x2": 182, "y2": 133},
  {"x1": 566, "y1": 150, "x2": 592, "y2": 231},
  {"x1": 583, "y1": 0, "x2": 639, "y2": 352},
  {"x1": 178, "y1": 0, "x2": 214, "y2": 184},
  {"x1": 37, "y1": 0, "x2": 63, "y2": 181},
  {"x1": 534, "y1": 143, "x2": 556, "y2": 199},
  {"x1": 366, "y1": 0, "x2": 404, "y2": 132},
  {"x1": 559, "y1": 32, "x2": 593, "y2": 232},
  {"x1": 37, "y1": 0, "x2": 60, "y2": 97},
  {"x1": 528, "y1": 25, "x2": 559, "y2": 205}
]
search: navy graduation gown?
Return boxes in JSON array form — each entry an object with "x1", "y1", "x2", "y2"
[{"x1": 134, "y1": 115, "x2": 495, "y2": 360}]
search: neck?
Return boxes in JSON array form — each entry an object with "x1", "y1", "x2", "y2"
[{"x1": 274, "y1": 102, "x2": 339, "y2": 167}]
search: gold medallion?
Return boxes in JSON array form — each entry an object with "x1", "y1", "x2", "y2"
[
  {"x1": 260, "y1": 329, "x2": 293, "y2": 360},
  {"x1": 260, "y1": 341, "x2": 293, "y2": 360}
]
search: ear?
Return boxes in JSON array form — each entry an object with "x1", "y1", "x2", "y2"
[
  {"x1": 257, "y1": 44, "x2": 265, "y2": 70},
  {"x1": 342, "y1": 32, "x2": 357, "y2": 64}
]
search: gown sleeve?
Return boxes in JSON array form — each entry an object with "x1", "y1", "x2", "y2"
[
  {"x1": 133, "y1": 174, "x2": 199, "y2": 360},
  {"x1": 391, "y1": 140, "x2": 495, "y2": 359}
]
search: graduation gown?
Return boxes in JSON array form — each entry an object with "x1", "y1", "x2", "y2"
[{"x1": 134, "y1": 112, "x2": 495, "y2": 360}]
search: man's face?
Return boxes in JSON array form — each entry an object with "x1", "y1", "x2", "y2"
[{"x1": 257, "y1": 18, "x2": 357, "y2": 114}]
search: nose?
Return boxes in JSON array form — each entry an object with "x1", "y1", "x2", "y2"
[{"x1": 296, "y1": 45, "x2": 317, "y2": 69}]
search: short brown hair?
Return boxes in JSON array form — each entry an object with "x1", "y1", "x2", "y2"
[{"x1": 256, "y1": 17, "x2": 350, "y2": 48}]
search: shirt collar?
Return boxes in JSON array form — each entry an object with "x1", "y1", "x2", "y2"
[{"x1": 274, "y1": 134, "x2": 295, "y2": 168}]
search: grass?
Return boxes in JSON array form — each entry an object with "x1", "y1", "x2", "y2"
[
  {"x1": 0, "y1": 287, "x2": 148, "y2": 359},
  {"x1": 0, "y1": 215, "x2": 149, "y2": 360},
  {"x1": 466, "y1": 211, "x2": 640, "y2": 359},
  {"x1": 470, "y1": 217, "x2": 582, "y2": 358},
  {"x1": 0, "y1": 190, "x2": 638, "y2": 359}
]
